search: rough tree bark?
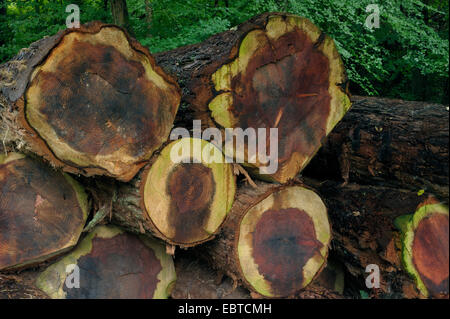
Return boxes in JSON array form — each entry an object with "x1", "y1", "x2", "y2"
[
  {"x1": 111, "y1": 138, "x2": 236, "y2": 247},
  {"x1": 171, "y1": 249, "x2": 252, "y2": 299},
  {"x1": 304, "y1": 96, "x2": 449, "y2": 200},
  {"x1": 35, "y1": 225, "x2": 176, "y2": 299},
  {"x1": 196, "y1": 180, "x2": 332, "y2": 298},
  {"x1": 110, "y1": 0, "x2": 132, "y2": 34},
  {"x1": 304, "y1": 178, "x2": 448, "y2": 299},
  {"x1": 155, "y1": 12, "x2": 351, "y2": 183},
  {"x1": 0, "y1": 273, "x2": 49, "y2": 299},
  {"x1": 0, "y1": 21, "x2": 180, "y2": 182},
  {"x1": 0, "y1": 153, "x2": 88, "y2": 271}
]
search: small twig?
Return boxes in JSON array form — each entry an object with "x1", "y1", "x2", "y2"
[{"x1": 274, "y1": 108, "x2": 284, "y2": 128}]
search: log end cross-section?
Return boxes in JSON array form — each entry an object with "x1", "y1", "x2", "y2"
[
  {"x1": 0, "y1": 153, "x2": 89, "y2": 271},
  {"x1": 140, "y1": 138, "x2": 236, "y2": 246},
  {"x1": 11, "y1": 22, "x2": 180, "y2": 181},
  {"x1": 236, "y1": 185, "x2": 331, "y2": 297},
  {"x1": 396, "y1": 197, "x2": 449, "y2": 298},
  {"x1": 194, "y1": 13, "x2": 351, "y2": 183},
  {"x1": 35, "y1": 225, "x2": 176, "y2": 299}
]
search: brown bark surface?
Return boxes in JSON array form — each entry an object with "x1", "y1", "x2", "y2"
[
  {"x1": 304, "y1": 96, "x2": 449, "y2": 200},
  {"x1": 0, "y1": 273, "x2": 49, "y2": 299},
  {"x1": 110, "y1": 0, "x2": 131, "y2": 32},
  {"x1": 171, "y1": 249, "x2": 252, "y2": 299}
]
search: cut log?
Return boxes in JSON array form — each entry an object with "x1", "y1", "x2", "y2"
[
  {"x1": 112, "y1": 138, "x2": 236, "y2": 247},
  {"x1": 396, "y1": 197, "x2": 449, "y2": 298},
  {"x1": 156, "y1": 12, "x2": 351, "y2": 183},
  {"x1": 197, "y1": 180, "x2": 331, "y2": 298},
  {"x1": 0, "y1": 153, "x2": 89, "y2": 271},
  {"x1": 35, "y1": 225, "x2": 176, "y2": 299},
  {"x1": 0, "y1": 21, "x2": 180, "y2": 182},
  {"x1": 305, "y1": 178, "x2": 447, "y2": 298},
  {"x1": 304, "y1": 96, "x2": 449, "y2": 200}
]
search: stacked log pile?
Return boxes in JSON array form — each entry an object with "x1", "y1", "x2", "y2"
[{"x1": 0, "y1": 12, "x2": 448, "y2": 299}]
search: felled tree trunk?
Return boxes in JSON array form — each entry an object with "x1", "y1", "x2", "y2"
[
  {"x1": 0, "y1": 153, "x2": 89, "y2": 271},
  {"x1": 0, "y1": 21, "x2": 180, "y2": 182},
  {"x1": 304, "y1": 96, "x2": 449, "y2": 200},
  {"x1": 155, "y1": 12, "x2": 351, "y2": 183},
  {"x1": 305, "y1": 178, "x2": 448, "y2": 299},
  {"x1": 196, "y1": 180, "x2": 332, "y2": 298},
  {"x1": 35, "y1": 225, "x2": 176, "y2": 299},
  {"x1": 111, "y1": 138, "x2": 236, "y2": 247},
  {"x1": 110, "y1": 0, "x2": 132, "y2": 33}
]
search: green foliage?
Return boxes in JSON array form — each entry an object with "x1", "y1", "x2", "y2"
[
  {"x1": 0, "y1": 0, "x2": 110, "y2": 62},
  {"x1": 0, "y1": 0, "x2": 448, "y2": 103}
]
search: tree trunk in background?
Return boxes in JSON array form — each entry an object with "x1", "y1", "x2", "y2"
[
  {"x1": 303, "y1": 95, "x2": 449, "y2": 201},
  {"x1": 110, "y1": 0, "x2": 132, "y2": 34},
  {"x1": 145, "y1": 0, "x2": 152, "y2": 35}
]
